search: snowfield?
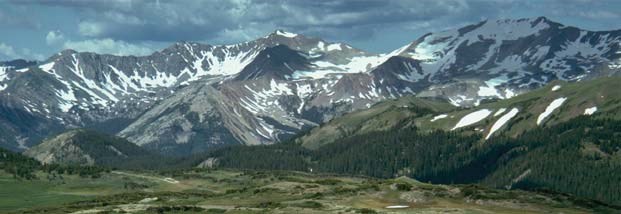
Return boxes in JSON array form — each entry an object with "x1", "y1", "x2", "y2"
[
  {"x1": 385, "y1": 205, "x2": 409, "y2": 209},
  {"x1": 537, "y1": 97, "x2": 567, "y2": 125},
  {"x1": 275, "y1": 30, "x2": 298, "y2": 38},
  {"x1": 584, "y1": 106, "x2": 598, "y2": 115},
  {"x1": 452, "y1": 109, "x2": 492, "y2": 130},
  {"x1": 486, "y1": 108, "x2": 519, "y2": 140},
  {"x1": 494, "y1": 108, "x2": 507, "y2": 117},
  {"x1": 430, "y1": 114, "x2": 448, "y2": 122}
]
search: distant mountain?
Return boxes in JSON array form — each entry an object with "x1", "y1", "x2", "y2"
[
  {"x1": 0, "y1": 17, "x2": 619, "y2": 154},
  {"x1": 0, "y1": 59, "x2": 37, "y2": 69},
  {"x1": 395, "y1": 17, "x2": 621, "y2": 105},
  {"x1": 0, "y1": 59, "x2": 37, "y2": 92},
  {"x1": 24, "y1": 129, "x2": 151, "y2": 166}
]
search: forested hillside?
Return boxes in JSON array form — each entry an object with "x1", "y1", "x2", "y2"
[
  {"x1": 0, "y1": 147, "x2": 106, "y2": 179},
  {"x1": 206, "y1": 116, "x2": 621, "y2": 206}
]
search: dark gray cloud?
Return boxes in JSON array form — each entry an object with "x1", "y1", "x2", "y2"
[
  {"x1": 8, "y1": 0, "x2": 514, "y2": 43},
  {"x1": 1, "y1": 0, "x2": 620, "y2": 60},
  {"x1": 0, "y1": 4, "x2": 41, "y2": 29}
]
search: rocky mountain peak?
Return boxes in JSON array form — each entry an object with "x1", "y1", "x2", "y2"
[
  {"x1": 270, "y1": 29, "x2": 301, "y2": 39},
  {"x1": 159, "y1": 41, "x2": 213, "y2": 55},
  {"x1": 234, "y1": 44, "x2": 310, "y2": 81}
]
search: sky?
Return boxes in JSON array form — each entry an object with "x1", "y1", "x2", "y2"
[{"x1": 1, "y1": 0, "x2": 620, "y2": 61}]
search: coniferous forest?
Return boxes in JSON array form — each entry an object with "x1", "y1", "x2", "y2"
[
  {"x1": 0, "y1": 147, "x2": 108, "y2": 179},
  {"x1": 208, "y1": 116, "x2": 621, "y2": 206}
]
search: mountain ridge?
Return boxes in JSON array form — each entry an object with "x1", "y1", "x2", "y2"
[{"x1": 0, "y1": 16, "x2": 619, "y2": 154}]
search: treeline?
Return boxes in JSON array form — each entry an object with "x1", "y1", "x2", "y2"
[
  {"x1": 206, "y1": 116, "x2": 621, "y2": 206},
  {"x1": 34, "y1": 129, "x2": 198, "y2": 170},
  {"x1": 208, "y1": 143, "x2": 310, "y2": 171},
  {"x1": 0, "y1": 147, "x2": 40, "y2": 179},
  {"x1": 0, "y1": 147, "x2": 107, "y2": 179}
]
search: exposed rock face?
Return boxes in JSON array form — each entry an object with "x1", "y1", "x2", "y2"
[{"x1": 1, "y1": 18, "x2": 620, "y2": 154}]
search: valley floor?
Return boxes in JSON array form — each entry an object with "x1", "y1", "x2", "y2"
[{"x1": 0, "y1": 169, "x2": 613, "y2": 213}]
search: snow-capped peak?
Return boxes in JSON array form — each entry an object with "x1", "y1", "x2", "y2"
[{"x1": 274, "y1": 30, "x2": 299, "y2": 38}]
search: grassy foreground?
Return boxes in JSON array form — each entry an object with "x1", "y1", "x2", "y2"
[{"x1": 0, "y1": 169, "x2": 615, "y2": 213}]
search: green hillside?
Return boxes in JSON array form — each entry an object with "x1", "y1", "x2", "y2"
[
  {"x1": 299, "y1": 77, "x2": 621, "y2": 149},
  {"x1": 414, "y1": 77, "x2": 621, "y2": 136},
  {"x1": 204, "y1": 77, "x2": 621, "y2": 206},
  {"x1": 299, "y1": 96, "x2": 455, "y2": 149}
]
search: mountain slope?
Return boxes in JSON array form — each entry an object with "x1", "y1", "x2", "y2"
[
  {"x1": 120, "y1": 17, "x2": 621, "y2": 154},
  {"x1": 0, "y1": 30, "x2": 377, "y2": 151},
  {"x1": 202, "y1": 77, "x2": 621, "y2": 206},
  {"x1": 299, "y1": 96, "x2": 454, "y2": 149},
  {"x1": 117, "y1": 44, "x2": 390, "y2": 154},
  {"x1": 398, "y1": 17, "x2": 621, "y2": 106},
  {"x1": 24, "y1": 129, "x2": 151, "y2": 166},
  {"x1": 0, "y1": 17, "x2": 620, "y2": 154},
  {"x1": 299, "y1": 77, "x2": 621, "y2": 149},
  {"x1": 205, "y1": 116, "x2": 621, "y2": 206},
  {"x1": 414, "y1": 77, "x2": 621, "y2": 138}
]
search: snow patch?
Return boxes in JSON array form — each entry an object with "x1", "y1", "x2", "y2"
[
  {"x1": 452, "y1": 109, "x2": 492, "y2": 130},
  {"x1": 430, "y1": 114, "x2": 448, "y2": 122},
  {"x1": 295, "y1": 83, "x2": 313, "y2": 113},
  {"x1": 448, "y1": 95, "x2": 476, "y2": 107},
  {"x1": 478, "y1": 77, "x2": 509, "y2": 98},
  {"x1": 536, "y1": 97, "x2": 567, "y2": 125},
  {"x1": 478, "y1": 85, "x2": 500, "y2": 97},
  {"x1": 551, "y1": 85, "x2": 561, "y2": 91},
  {"x1": 139, "y1": 197, "x2": 158, "y2": 203},
  {"x1": 39, "y1": 62, "x2": 55, "y2": 72},
  {"x1": 486, "y1": 108, "x2": 519, "y2": 139},
  {"x1": 584, "y1": 106, "x2": 597, "y2": 115},
  {"x1": 275, "y1": 30, "x2": 298, "y2": 38},
  {"x1": 493, "y1": 108, "x2": 507, "y2": 117},
  {"x1": 504, "y1": 88, "x2": 516, "y2": 98},
  {"x1": 385, "y1": 205, "x2": 409, "y2": 209},
  {"x1": 56, "y1": 88, "x2": 78, "y2": 112},
  {"x1": 295, "y1": 49, "x2": 401, "y2": 79},
  {"x1": 326, "y1": 43, "x2": 342, "y2": 51}
]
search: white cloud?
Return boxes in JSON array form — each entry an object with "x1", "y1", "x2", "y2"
[
  {"x1": 103, "y1": 11, "x2": 144, "y2": 25},
  {"x1": 0, "y1": 43, "x2": 44, "y2": 61},
  {"x1": 78, "y1": 21, "x2": 105, "y2": 37},
  {"x1": 578, "y1": 11, "x2": 620, "y2": 19},
  {"x1": 45, "y1": 30, "x2": 65, "y2": 45},
  {"x1": 213, "y1": 26, "x2": 265, "y2": 44},
  {"x1": 63, "y1": 38, "x2": 154, "y2": 56},
  {"x1": 19, "y1": 48, "x2": 45, "y2": 61},
  {"x1": 0, "y1": 43, "x2": 19, "y2": 59}
]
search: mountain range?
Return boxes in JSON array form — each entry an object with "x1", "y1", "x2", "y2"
[{"x1": 1, "y1": 16, "x2": 620, "y2": 155}]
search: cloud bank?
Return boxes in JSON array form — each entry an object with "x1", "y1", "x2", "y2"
[{"x1": 1, "y1": 0, "x2": 620, "y2": 60}]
